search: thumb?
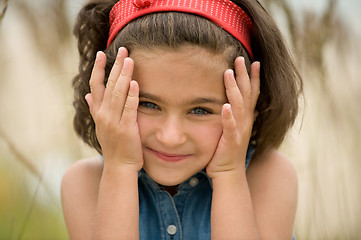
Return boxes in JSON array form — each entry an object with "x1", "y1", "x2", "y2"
[{"x1": 85, "y1": 93, "x2": 93, "y2": 114}]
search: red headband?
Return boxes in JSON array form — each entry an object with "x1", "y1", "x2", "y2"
[{"x1": 108, "y1": 0, "x2": 254, "y2": 59}]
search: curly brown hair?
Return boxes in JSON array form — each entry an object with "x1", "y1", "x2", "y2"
[{"x1": 72, "y1": 0, "x2": 303, "y2": 159}]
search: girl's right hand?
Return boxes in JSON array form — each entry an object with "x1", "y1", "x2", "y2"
[{"x1": 85, "y1": 47, "x2": 143, "y2": 173}]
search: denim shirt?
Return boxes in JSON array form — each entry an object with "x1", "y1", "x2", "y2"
[{"x1": 138, "y1": 147, "x2": 254, "y2": 240}]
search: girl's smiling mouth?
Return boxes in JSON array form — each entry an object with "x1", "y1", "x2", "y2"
[{"x1": 146, "y1": 147, "x2": 193, "y2": 162}]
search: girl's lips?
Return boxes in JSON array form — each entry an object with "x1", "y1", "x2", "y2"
[{"x1": 147, "y1": 148, "x2": 192, "y2": 162}]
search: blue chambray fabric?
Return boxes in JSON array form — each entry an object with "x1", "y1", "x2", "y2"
[{"x1": 138, "y1": 146, "x2": 254, "y2": 240}]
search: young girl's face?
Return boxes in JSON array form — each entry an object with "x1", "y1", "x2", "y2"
[{"x1": 131, "y1": 45, "x2": 229, "y2": 186}]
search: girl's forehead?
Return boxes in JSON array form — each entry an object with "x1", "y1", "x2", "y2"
[
  {"x1": 131, "y1": 45, "x2": 228, "y2": 102},
  {"x1": 131, "y1": 46, "x2": 229, "y2": 84},
  {"x1": 130, "y1": 45, "x2": 230, "y2": 69}
]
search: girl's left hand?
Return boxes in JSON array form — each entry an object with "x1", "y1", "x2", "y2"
[{"x1": 206, "y1": 57, "x2": 260, "y2": 179}]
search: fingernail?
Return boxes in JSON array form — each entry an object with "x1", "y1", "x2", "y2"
[
  {"x1": 124, "y1": 57, "x2": 133, "y2": 66},
  {"x1": 239, "y1": 56, "x2": 245, "y2": 65},
  {"x1": 224, "y1": 103, "x2": 231, "y2": 110},
  {"x1": 223, "y1": 103, "x2": 233, "y2": 118},
  {"x1": 226, "y1": 69, "x2": 234, "y2": 78},
  {"x1": 96, "y1": 51, "x2": 102, "y2": 60},
  {"x1": 117, "y1": 47, "x2": 122, "y2": 56}
]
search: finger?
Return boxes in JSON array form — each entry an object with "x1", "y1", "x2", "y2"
[
  {"x1": 224, "y1": 69, "x2": 245, "y2": 120},
  {"x1": 120, "y1": 80, "x2": 139, "y2": 125},
  {"x1": 221, "y1": 103, "x2": 238, "y2": 142},
  {"x1": 234, "y1": 57, "x2": 252, "y2": 105},
  {"x1": 102, "y1": 47, "x2": 129, "y2": 111},
  {"x1": 250, "y1": 61, "x2": 261, "y2": 109},
  {"x1": 89, "y1": 51, "x2": 106, "y2": 113},
  {"x1": 110, "y1": 57, "x2": 134, "y2": 121}
]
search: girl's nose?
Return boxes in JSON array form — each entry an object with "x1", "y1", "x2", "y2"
[{"x1": 155, "y1": 117, "x2": 187, "y2": 148}]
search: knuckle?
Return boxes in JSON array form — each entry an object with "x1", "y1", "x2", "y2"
[
  {"x1": 94, "y1": 109, "x2": 109, "y2": 121},
  {"x1": 117, "y1": 124, "x2": 129, "y2": 133},
  {"x1": 113, "y1": 122, "x2": 131, "y2": 138},
  {"x1": 93, "y1": 111, "x2": 105, "y2": 124},
  {"x1": 99, "y1": 117, "x2": 116, "y2": 131},
  {"x1": 243, "y1": 88, "x2": 252, "y2": 97},
  {"x1": 228, "y1": 78, "x2": 238, "y2": 88},
  {"x1": 234, "y1": 103, "x2": 245, "y2": 113},
  {"x1": 112, "y1": 88, "x2": 124, "y2": 99},
  {"x1": 113, "y1": 58, "x2": 122, "y2": 66},
  {"x1": 89, "y1": 79, "x2": 95, "y2": 90},
  {"x1": 123, "y1": 102, "x2": 134, "y2": 113},
  {"x1": 106, "y1": 78, "x2": 116, "y2": 88},
  {"x1": 120, "y1": 71, "x2": 129, "y2": 77}
]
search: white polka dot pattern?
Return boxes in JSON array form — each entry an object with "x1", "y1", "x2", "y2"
[{"x1": 107, "y1": 0, "x2": 254, "y2": 59}]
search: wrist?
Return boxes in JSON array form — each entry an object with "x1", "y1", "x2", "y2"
[
  {"x1": 207, "y1": 165, "x2": 246, "y2": 180},
  {"x1": 102, "y1": 154, "x2": 142, "y2": 173},
  {"x1": 211, "y1": 169, "x2": 248, "y2": 194},
  {"x1": 102, "y1": 161, "x2": 140, "y2": 179}
]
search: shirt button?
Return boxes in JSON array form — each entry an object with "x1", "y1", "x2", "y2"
[
  {"x1": 167, "y1": 224, "x2": 177, "y2": 235},
  {"x1": 189, "y1": 177, "x2": 199, "y2": 187}
]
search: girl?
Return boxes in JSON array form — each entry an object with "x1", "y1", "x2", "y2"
[{"x1": 61, "y1": 0, "x2": 302, "y2": 239}]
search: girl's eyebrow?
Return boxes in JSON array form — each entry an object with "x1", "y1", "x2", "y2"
[
  {"x1": 188, "y1": 97, "x2": 225, "y2": 106},
  {"x1": 139, "y1": 92, "x2": 162, "y2": 102},
  {"x1": 139, "y1": 92, "x2": 225, "y2": 106}
]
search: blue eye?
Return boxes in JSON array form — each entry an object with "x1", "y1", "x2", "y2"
[
  {"x1": 139, "y1": 101, "x2": 159, "y2": 110},
  {"x1": 190, "y1": 107, "x2": 210, "y2": 115}
]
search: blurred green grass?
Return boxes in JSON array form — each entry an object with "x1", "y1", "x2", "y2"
[
  {"x1": 0, "y1": 151, "x2": 67, "y2": 239},
  {"x1": 0, "y1": 0, "x2": 360, "y2": 239}
]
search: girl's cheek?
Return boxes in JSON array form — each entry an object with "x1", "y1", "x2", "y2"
[
  {"x1": 191, "y1": 121, "x2": 223, "y2": 151},
  {"x1": 137, "y1": 114, "x2": 153, "y2": 140},
  {"x1": 137, "y1": 114, "x2": 164, "y2": 144}
]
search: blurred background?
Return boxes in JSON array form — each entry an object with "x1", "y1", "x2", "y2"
[{"x1": 0, "y1": 0, "x2": 360, "y2": 239}]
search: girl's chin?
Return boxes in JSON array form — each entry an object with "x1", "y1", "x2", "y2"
[
  {"x1": 150, "y1": 174, "x2": 186, "y2": 186},
  {"x1": 143, "y1": 167, "x2": 191, "y2": 186}
]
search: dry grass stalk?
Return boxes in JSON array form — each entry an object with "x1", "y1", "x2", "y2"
[
  {"x1": 0, "y1": 0, "x2": 8, "y2": 23},
  {"x1": 0, "y1": 127, "x2": 55, "y2": 202}
]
